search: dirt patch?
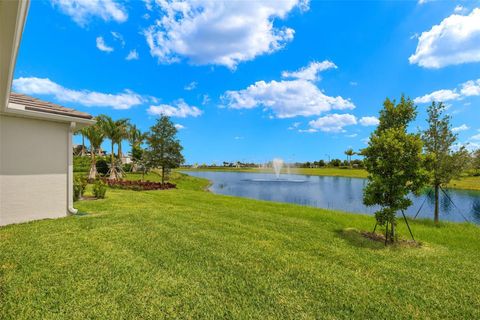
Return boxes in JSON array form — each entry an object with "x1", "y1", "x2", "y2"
[{"x1": 361, "y1": 231, "x2": 421, "y2": 248}]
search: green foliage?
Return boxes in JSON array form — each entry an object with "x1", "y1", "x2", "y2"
[
  {"x1": 92, "y1": 180, "x2": 107, "y2": 199},
  {"x1": 82, "y1": 122, "x2": 105, "y2": 180},
  {"x1": 422, "y1": 102, "x2": 470, "y2": 223},
  {"x1": 96, "y1": 158, "x2": 109, "y2": 175},
  {"x1": 472, "y1": 149, "x2": 480, "y2": 175},
  {"x1": 145, "y1": 115, "x2": 185, "y2": 183},
  {"x1": 73, "y1": 175, "x2": 88, "y2": 201},
  {"x1": 123, "y1": 163, "x2": 132, "y2": 172},
  {"x1": 73, "y1": 156, "x2": 90, "y2": 172},
  {"x1": 363, "y1": 95, "x2": 428, "y2": 242}
]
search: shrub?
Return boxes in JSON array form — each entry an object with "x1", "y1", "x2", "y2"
[
  {"x1": 93, "y1": 180, "x2": 107, "y2": 199},
  {"x1": 73, "y1": 175, "x2": 88, "y2": 201},
  {"x1": 123, "y1": 163, "x2": 132, "y2": 172},
  {"x1": 73, "y1": 156, "x2": 90, "y2": 172},
  {"x1": 96, "y1": 158, "x2": 109, "y2": 175},
  {"x1": 105, "y1": 179, "x2": 176, "y2": 191}
]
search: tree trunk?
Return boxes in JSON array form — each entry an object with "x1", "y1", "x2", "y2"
[
  {"x1": 161, "y1": 167, "x2": 165, "y2": 184},
  {"x1": 81, "y1": 134, "x2": 86, "y2": 156},
  {"x1": 88, "y1": 149, "x2": 97, "y2": 181},
  {"x1": 109, "y1": 141, "x2": 118, "y2": 180},
  {"x1": 434, "y1": 184, "x2": 440, "y2": 225}
]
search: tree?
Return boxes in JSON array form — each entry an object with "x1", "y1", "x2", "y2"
[
  {"x1": 97, "y1": 115, "x2": 129, "y2": 180},
  {"x1": 344, "y1": 148, "x2": 354, "y2": 167},
  {"x1": 363, "y1": 95, "x2": 427, "y2": 243},
  {"x1": 74, "y1": 127, "x2": 88, "y2": 156},
  {"x1": 83, "y1": 123, "x2": 105, "y2": 180},
  {"x1": 472, "y1": 149, "x2": 480, "y2": 175},
  {"x1": 128, "y1": 124, "x2": 146, "y2": 172},
  {"x1": 422, "y1": 102, "x2": 469, "y2": 224},
  {"x1": 145, "y1": 115, "x2": 184, "y2": 183}
]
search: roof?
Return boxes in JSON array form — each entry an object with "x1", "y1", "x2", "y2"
[{"x1": 9, "y1": 92, "x2": 94, "y2": 120}]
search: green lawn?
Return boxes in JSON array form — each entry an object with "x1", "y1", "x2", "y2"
[
  {"x1": 1, "y1": 173, "x2": 479, "y2": 319},
  {"x1": 181, "y1": 167, "x2": 480, "y2": 191}
]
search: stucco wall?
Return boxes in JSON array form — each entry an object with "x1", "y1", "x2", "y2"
[{"x1": 0, "y1": 115, "x2": 69, "y2": 225}]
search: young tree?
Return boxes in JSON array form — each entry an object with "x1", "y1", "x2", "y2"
[
  {"x1": 344, "y1": 148, "x2": 354, "y2": 167},
  {"x1": 145, "y1": 115, "x2": 184, "y2": 183},
  {"x1": 128, "y1": 124, "x2": 146, "y2": 172},
  {"x1": 422, "y1": 102, "x2": 469, "y2": 224},
  {"x1": 83, "y1": 123, "x2": 105, "y2": 180},
  {"x1": 363, "y1": 95, "x2": 427, "y2": 243}
]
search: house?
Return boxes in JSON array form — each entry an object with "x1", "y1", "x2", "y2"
[{"x1": 0, "y1": 1, "x2": 95, "y2": 226}]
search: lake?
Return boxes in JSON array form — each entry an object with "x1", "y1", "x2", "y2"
[{"x1": 184, "y1": 171, "x2": 480, "y2": 224}]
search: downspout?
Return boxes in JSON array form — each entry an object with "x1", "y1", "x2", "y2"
[{"x1": 67, "y1": 122, "x2": 78, "y2": 214}]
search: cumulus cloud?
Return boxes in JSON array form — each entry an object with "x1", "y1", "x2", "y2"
[
  {"x1": 147, "y1": 99, "x2": 202, "y2": 118},
  {"x1": 126, "y1": 49, "x2": 139, "y2": 60},
  {"x1": 308, "y1": 114, "x2": 358, "y2": 133},
  {"x1": 222, "y1": 61, "x2": 354, "y2": 118},
  {"x1": 96, "y1": 36, "x2": 114, "y2": 52},
  {"x1": 281, "y1": 61, "x2": 336, "y2": 81},
  {"x1": 409, "y1": 8, "x2": 480, "y2": 68},
  {"x1": 414, "y1": 78, "x2": 480, "y2": 103},
  {"x1": 174, "y1": 123, "x2": 185, "y2": 130},
  {"x1": 12, "y1": 77, "x2": 143, "y2": 109},
  {"x1": 184, "y1": 81, "x2": 197, "y2": 91},
  {"x1": 143, "y1": 0, "x2": 308, "y2": 69},
  {"x1": 51, "y1": 0, "x2": 128, "y2": 26},
  {"x1": 452, "y1": 124, "x2": 469, "y2": 132},
  {"x1": 470, "y1": 133, "x2": 480, "y2": 141},
  {"x1": 359, "y1": 116, "x2": 379, "y2": 126}
]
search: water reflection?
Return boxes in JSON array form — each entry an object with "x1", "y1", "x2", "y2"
[{"x1": 184, "y1": 171, "x2": 480, "y2": 224}]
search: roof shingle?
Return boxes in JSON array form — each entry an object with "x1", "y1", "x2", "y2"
[{"x1": 9, "y1": 92, "x2": 94, "y2": 120}]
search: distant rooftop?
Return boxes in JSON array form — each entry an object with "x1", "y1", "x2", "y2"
[{"x1": 9, "y1": 92, "x2": 93, "y2": 120}]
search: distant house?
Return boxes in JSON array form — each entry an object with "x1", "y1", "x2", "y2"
[{"x1": 0, "y1": 2, "x2": 94, "y2": 226}]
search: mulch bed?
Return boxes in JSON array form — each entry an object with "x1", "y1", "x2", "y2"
[
  {"x1": 104, "y1": 179, "x2": 176, "y2": 191},
  {"x1": 361, "y1": 231, "x2": 421, "y2": 247}
]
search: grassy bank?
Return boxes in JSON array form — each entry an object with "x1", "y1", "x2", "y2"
[
  {"x1": 1, "y1": 173, "x2": 479, "y2": 319},
  {"x1": 181, "y1": 167, "x2": 480, "y2": 191}
]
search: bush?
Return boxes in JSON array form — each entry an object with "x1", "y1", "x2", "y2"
[
  {"x1": 96, "y1": 158, "x2": 109, "y2": 175},
  {"x1": 123, "y1": 163, "x2": 132, "y2": 172},
  {"x1": 73, "y1": 156, "x2": 90, "y2": 172},
  {"x1": 105, "y1": 179, "x2": 176, "y2": 191},
  {"x1": 93, "y1": 180, "x2": 107, "y2": 199},
  {"x1": 73, "y1": 175, "x2": 88, "y2": 201}
]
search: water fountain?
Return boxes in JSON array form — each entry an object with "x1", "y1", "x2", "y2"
[{"x1": 272, "y1": 158, "x2": 284, "y2": 179}]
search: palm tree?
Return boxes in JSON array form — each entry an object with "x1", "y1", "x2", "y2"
[
  {"x1": 344, "y1": 148, "x2": 354, "y2": 167},
  {"x1": 74, "y1": 127, "x2": 88, "y2": 156},
  {"x1": 116, "y1": 119, "x2": 130, "y2": 160},
  {"x1": 83, "y1": 123, "x2": 105, "y2": 180},
  {"x1": 97, "y1": 115, "x2": 129, "y2": 180},
  {"x1": 128, "y1": 124, "x2": 146, "y2": 172}
]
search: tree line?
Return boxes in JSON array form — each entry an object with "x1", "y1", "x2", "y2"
[{"x1": 77, "y1": 114, "x2": 184, "y2": 184}]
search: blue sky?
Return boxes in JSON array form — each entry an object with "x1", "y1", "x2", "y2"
[{"x1": 13, "y1": 0, "x2": 480, "y2": 164}]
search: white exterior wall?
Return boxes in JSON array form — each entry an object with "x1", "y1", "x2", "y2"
[{"x1": 0, "y1": 115, "x2": 69, "y2": 225}]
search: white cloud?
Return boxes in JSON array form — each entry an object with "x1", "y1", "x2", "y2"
[
  {"x1": 298, "y1": 128, "x2": 317, "y2": 133},
  {"x1": 345, "y1": 133, "x2": 358, "y2": 138},
  {"x1": 359, "y1": 116, "x2": 379, "y2": 126},
  {"x1": 471, "y1": 133, "x2": 480, "y2": 141},
  {"x1": 96, "y1": 36, "x2": 114, "y2": 52},
  {"x1": 174, "y1": 123, "x2": 185, "y2": 130},
  {"x1": 454, "y1": 5, "x2": 467, "y2": 14},
  {"x1": 281, "y1": 61, "x2": 336, "y2": 81},
  {"x1": 452, "y1": 124, "x2": 469, "y2": 132},
  {"x1": 111, "y1": 31, "x2": 125, "y2": 47},
  {"x1": 51, "y1": 0, "x2": 128, "y2": 26},
  {"x1": 288, "y1": 122, "x2": 301, "y2": 130},
  {"x1": 223, "y1": 61, "x2": 354, "y2": 118},
  {"x1": 234, "y1": 136, "x2": 244, "y2": 140},
  {"x1": 308, "y1": 114, "x2": 358, "y2": 133},
  {"x1": 409, "y1": 8, "x2": 480, "y2": 68},
  {"x1": 126, "y1": 49, "x2": 139, "y2": 60},
  {"x1": 349, "y1": 81, "x2": 358, "y2": 86},
  {"x1": 143, "y1": 0, "x2": 307, "y2": 69},
  {"x1": 414, "y1": 78, "x2": 480, "y2": 103},
  {"x1": 460, "y1": 79, "x2": 480, "y2": 96},
  {"x1": 201, "y1": 94, "x2": 210, "y2": 105},
  {"x1": 414, "y1": 89, "x2": 461, "y2": 104},
  {"x1": 184, "y1": 81, "x2": 197, "y2": 91},
  {"x1": 13, "y1": 77, "x2": 143, "y2": 109},
  {"x1": 147, "y1": 99, "x2": 202, "y2": 118}
]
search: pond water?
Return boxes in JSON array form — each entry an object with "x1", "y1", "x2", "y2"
[{"x1": 184, "y1": 171, "x2": 480, "y2": 224}]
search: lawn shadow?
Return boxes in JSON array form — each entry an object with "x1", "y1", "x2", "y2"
[
  {"x1": 336, "y1": 228, "x2": 421, "y2": 250},
  {"x1": 336, "y1": 228, "x2": 386, "y2": 250}
]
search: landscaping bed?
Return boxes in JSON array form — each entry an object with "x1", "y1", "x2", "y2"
[{"x1": 104, "y1": 178, "x2": 176, "y2": 190}]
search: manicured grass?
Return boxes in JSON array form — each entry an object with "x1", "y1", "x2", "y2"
[
  {"x1": 1, "y1": 173, "x2": 479, "y2": 319},
  {"x1": 181, "y1": 167, "x2": 480, "y2": 191}
]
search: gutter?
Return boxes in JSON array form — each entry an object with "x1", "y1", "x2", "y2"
[{"x1": 67, "y1": 122, "x2": 78, "y2": 215}]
